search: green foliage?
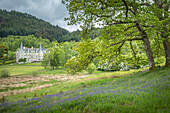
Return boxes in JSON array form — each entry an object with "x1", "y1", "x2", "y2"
[
  {"x1": 42, "y1": 46, "x2": 63, "y2": 69},
  {"x1": 0, "y1": 45, "x2": 9, "y2": 63},
  {"x1": 86, "y1": 63, "x2": 96, "y2": 74},
  {"x1": 42, "y1": 41, "x2": 78, "y2": 70},
  {"x1": 0, "y1": 35, "x2": 50, "y2": 52},
  {"x1": 65, "y1": 39, "x2": 100, "y2": 73},
  {"x1": 65, "y1": 37, "x2": 150, "y2": 72},
  {"x1": 41, "y1": 53, "x2": 49, "y2": 69},
  {"x1": 65, "y1": 56, "x2": 79, "y2": 74},
  {"x1": 62, "y1": 0, "x2": 170, "y2": 71},
  {"x1": 60, "y1": 41, "x2": 78, "y2": 66},
  {"x1": 8, "y1": 51, "x2": 16, "y2": 60},
  {"x1": 18, "y1": 58, "x2": 26, "y2": 62},
  {"x1": 60, "y1": 29, "x2": 102, "y2": 42},
  {"x1": 0, "y1": 69, "x2": 10, "y2": 78},
  {"x1": 0, "y1": 60, "x2": 16, "y2": 65},
  {"x1": 4, "y1": 60, "x2": 16, "y2": 64},
  {"x1": 155, "y1": 57, "x2": 165, "y2": 66},
  {"x1": 0, "y1": 10, "x2": 69, "y2": 42},
  {"x1": 50, "y1": 47, "x2": 62, "y2": 69}
]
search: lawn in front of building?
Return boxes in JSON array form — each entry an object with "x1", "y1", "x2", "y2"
[{"x1": 0, "y1": 65, "x2": 44, "y2": 76}]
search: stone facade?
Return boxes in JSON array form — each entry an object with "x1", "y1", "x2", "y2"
[{"x1": 16, "y1": 42, "x2": 47, "y2": 63}]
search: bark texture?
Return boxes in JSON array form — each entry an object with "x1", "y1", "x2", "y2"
[
  {"x1": 155, "y1": 0, "x2": 170, "y2": 66},
  {"x1": 163, "y1": 38, "x2": 170, "y2": 66},
  {"x1": 136, "y1": 21, "x2": 155, "y2": 71},
  {"x1": 143, "y1": 37, "x2": 156, "y2": 71}
]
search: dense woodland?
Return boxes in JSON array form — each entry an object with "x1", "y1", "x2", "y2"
[
  {"x1": 0, "y1": 9, "x2": 69, "y2": 42},
  {"x1": 61, "y1": 28, "x2": 101, "y2": 42},
  {"x1": 0, "y1": 10, "x2": 101, "y2": 43}
]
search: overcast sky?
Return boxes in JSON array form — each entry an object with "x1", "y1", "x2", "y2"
[{"x1": 0, "y1": 0, "x2": 80, "y2": 32}]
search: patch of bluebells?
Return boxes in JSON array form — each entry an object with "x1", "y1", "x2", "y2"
[{"x1": 0, "y1": 72, "x2": 169, "y2": 113}]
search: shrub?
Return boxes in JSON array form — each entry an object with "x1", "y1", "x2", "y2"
[
  {"x1": 0, "y1": 69, "x2": 10, "y2": 78},
  {"x1": 118, "y1": 62, "x2": 130, "y2": 71},
  {"x1": 65, "y1": 56, "x2": 78, "y2": 74},
  {"x1": 87, "y1": 63, "x2": 96, "y2": 74},
  {"x1": 155, "y1": 57, "x2": 165, "y2": 65},
  {"x1": 19, "y1": 58, "x2": 26, "y2": 62},
  {"x1": 5, "y1": 60, "x2": 16, "y2": 64},
  {"x1": 32, "y1": 71, "x2": 38, "y2": 77}
]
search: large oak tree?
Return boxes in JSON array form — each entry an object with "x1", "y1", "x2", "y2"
[{"x1": 63, "y1": 0, "x2": 169, "y2": 71}]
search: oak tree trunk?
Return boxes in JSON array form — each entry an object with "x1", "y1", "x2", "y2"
[
  {"x1": 136, "y1": 21, "x2": 155, "y2": 71},
  {"x1": 163, "y1": 37, "x2": 170, "y2": 66},
  {"x1": 155, "y1": 0, "x2": 170, "y2": 66},
  {"x1": 143, "y1": 37, "x2": 156, "y2": 71}
]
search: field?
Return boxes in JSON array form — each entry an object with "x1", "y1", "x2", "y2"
[
  {"x1": 0, "y1": 65, "x2": 44, "y2": 75},
  {"x1": 0, "y1": 65, "x2": 170, "y2": 113}
]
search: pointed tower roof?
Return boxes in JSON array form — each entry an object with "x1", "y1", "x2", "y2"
[
  {"x1": 40, "y1": 43, "x2": 42, "y2": 51},
  {"x1": 55, "y1": 43, "x2": 57, "y2": 47},
  {"x1": 20, "y1": 42, "x2": 23, "y2": 51}
]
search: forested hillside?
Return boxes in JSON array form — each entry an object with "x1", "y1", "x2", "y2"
[
  {"x1": 61, "y1": 28, "x2": 101, "y2": 42},
  {"x1": 0, "y1": 10, "x2": 69, "y2": 41}
]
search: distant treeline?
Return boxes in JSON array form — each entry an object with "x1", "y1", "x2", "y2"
[
  {"x1": 0, "y1": 35, "x2": 51, "y2": 52},
  {"x1": 0, "y1": 10, "x2": 102, "y2": 42},
  {"x1": 61, "y1": 28, "x2": 101, "y2": 42},
  {"x1": 0, "y1": 9, "x2": 69, "y2": 42}
]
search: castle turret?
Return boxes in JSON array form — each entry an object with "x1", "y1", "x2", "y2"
[
  {"x1": 20, "y1": 42, "x2": 23, "y2": 51},
  {"x1": 40, "y1": 43, "x2": 42, "y2": 51},
  {"x1": 39, "y1": 43, "x2": 43, "y2": 61},
  {"x1": 55, "y1": 43, "x2": 57, "y2": 47}
]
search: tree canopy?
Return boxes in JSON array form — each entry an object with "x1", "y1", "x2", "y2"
[
  {"x1": 0, "y1": 45, "x2": 9, "y2": 63},
  {"x1": 62, "y1": 0, "x2": 170, "y2": 72},
  {"x1": 0, "y1": 35, "x2": 51, "y2": 52}
]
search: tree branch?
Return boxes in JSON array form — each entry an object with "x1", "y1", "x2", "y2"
[
  {"x1": 122, "y1": 0, "x2": 129, "y2": 19},
  {"x1": 112, "y1": 21, "x2": 136, "y2": 25},
  {"x1": 117, "y1": 41, "x2": 125, "y2": 55},
  {"x1": 130, "y1": 41, "x2": 137, "y2": 60},
  {"x1": 142, "y1": 25, "x2": 154, "y2": 27},
  {"x1": 107, "y1": 37, "x2": 143, "y2": 48},
  {"x1": 109, "y1": 26, "x2": 139, "y2": 39},
  {"x1": 140, "y1": 3, "x2": 151, "y2": 6}
]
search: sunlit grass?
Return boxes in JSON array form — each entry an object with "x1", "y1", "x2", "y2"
[
  {"x1": 18, "y1": 63, "x2": 42, "y2": 66},
  {"x1": 0, "y1": 66, "x2": 44, "y2": 75},
  {"x1": 38, "y1": 68, "x2": 67, "y2": 75}
]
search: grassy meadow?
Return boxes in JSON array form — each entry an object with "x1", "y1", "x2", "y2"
[
  {"x1": 0, "y1": 64, "x2": 169, "y2": 113},
  {"x1": 0, "y1": 65, "x2": 44, "y2": 75}
]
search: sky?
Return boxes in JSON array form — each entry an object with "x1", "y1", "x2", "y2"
[{"x1": 0, "y1": 0, "x2": 80, "y2": 32}]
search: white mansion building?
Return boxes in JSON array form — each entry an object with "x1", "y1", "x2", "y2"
[{"x1": 16, "y1": 42, "x2": 47, "y2": 63}]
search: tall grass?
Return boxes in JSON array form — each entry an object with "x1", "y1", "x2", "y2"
[
  {"x1": 0, "y1": 67, "x2": 169, "y2": 112},
  {"x1": 0, "y1": 66, "x2": 44, "y2": 75}
]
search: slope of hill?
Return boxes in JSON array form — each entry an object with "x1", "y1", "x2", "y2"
[
  {"x1": 0, "y1": 67, "x2": 169, "y2": 112},
  {"x1": 0, "y1": 9, "x2": 69, "y2": 41},
  {"x1": 60, "y1": 28, "x2": 102, "y2": 42}
]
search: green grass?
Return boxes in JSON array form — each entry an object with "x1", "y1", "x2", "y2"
[
  {"x1": 17, "y1": 63, "x2": 42, "y2": 66},
  {"x1": 4, "y1": 68, "x2": 146, "y2": 102},
  {"x1": 0, "y1": 65, "x2": 44, "y2": 75},
  {"x1": 1, "y1": 62, "x2": 42, "y2": 66},
  {"x1": 38, "y1": 68, "x2": 68, "y2": 75},
  {"x1": 1, "y1": 67, "x2": 169, "y2": 112}
]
